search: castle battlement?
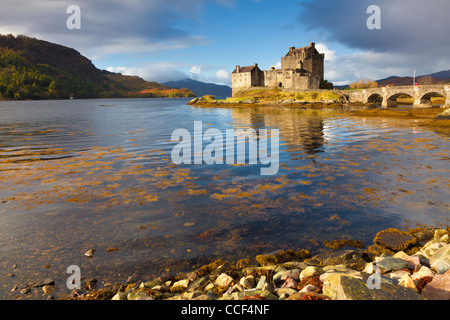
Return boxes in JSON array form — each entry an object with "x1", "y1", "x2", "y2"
[{"x1": 232, "y1": 43, "x2": 324, "y2": 96}]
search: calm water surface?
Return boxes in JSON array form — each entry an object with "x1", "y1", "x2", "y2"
[{"x1": 0, "y1": 98, "x2": 449, "y2": 299}]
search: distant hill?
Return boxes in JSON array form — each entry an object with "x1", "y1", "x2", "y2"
[
  {"x1": 428, "y1": 69, "x2": 450, "y2": 79},
  {"x1": 376, "y1": 72, "x2": 450, "y2": 87},
  {"x1": 163, "y1": 78, "x2": 232, "y2": 98},
  {"x1": 335, "y1": 69, "x2": 450, "y2": 90},
  {"x1": 0, "y1": 34, "x2": 194, "y2": 100}
]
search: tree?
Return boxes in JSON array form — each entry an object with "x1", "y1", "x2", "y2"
[
  {"x1": 349, "y1": 78, "x2": 378, "y2": 89},
  {"x1": 320, "y1": 79, "x2": 334, "y2": 89}
]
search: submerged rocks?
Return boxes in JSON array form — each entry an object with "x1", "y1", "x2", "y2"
[
  {"x1": 373, "y1": 228, "x2": 418, "y2": 253},
  {"x1": 84, "y1": 248, "x2": 96, "y2": 258}
]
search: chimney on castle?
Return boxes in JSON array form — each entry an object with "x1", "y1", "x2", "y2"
[
  {"x1": 289, "y1": 47, "x2": 295, "y2": 53},
  {"x1": 254, "y1": 63, "x2": 258, "y2": 68},
  {"x1": 310, "y1": 42, "x2": 315, "y2": 49},
  {"x1": 235, "y1": 65, "x2": 240, "y2": 73}
]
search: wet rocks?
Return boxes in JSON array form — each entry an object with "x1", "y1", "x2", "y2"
[
  {"x1": 83, "y1": 279, "x2": 98, "y2": 291},
  {"x1": 42, "y1": 285, "x2": 55, "y2": 295},
  {"x1": 34, "y1": 278, "x2": 55, "y2": 288},
  {"x1": 84, "y1": 248, "x2": 96, "y2": 258},
  {"x1": 47, "y1": 226, "x2": 449, "y2": 301}
]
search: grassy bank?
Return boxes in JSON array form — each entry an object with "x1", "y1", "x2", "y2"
[
  {"x1": 188, "y1": 88, "x2": 346, "y2": 107},
  {"x1": 230, "y1": 88, "x2": 344, "y2": 103}
]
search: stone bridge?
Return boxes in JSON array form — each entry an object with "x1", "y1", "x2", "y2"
[{"x1": 344, "y1": 85, "x2": 450, "y2": 108}]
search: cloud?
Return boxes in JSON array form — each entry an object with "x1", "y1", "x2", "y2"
[
  {"x1": 0, "y1": 0, "x2": 214, "y2": 58},
  {"x1": 215, "y1": 69, "x2": 230, "y2": 82},
  {"x1": 106, "y1": 62, "x2": 231, "y2": 85},
  {"x1": 315, "y1": 43, "x2": 336, "y2": 62},
  {"x1": 107, "y1": 62, "x2": 187, "y2": 83},
  {"x1": 316, "y1": 43, "x2": 421, "y2": 85},
  {"x1": 298, "y1": 0, "x2": 450, "y2": 53},
  {"x1": 188, "y1": 65, "x2": 231, "y2": 85},
  {"x1": 298, "y1": 0, "x2": 450, "y2": 81},
  {"x1": 190, "y1": 66, "x2": 202, "y2": 76}
]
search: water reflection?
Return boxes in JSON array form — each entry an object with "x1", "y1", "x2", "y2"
[{"x1": 230, "y1": 108, "x2": 325, "y2": 157}]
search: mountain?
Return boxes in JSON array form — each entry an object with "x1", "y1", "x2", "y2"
[
  {"x1": 428, "y1": 69, "x2": 450, "y2": 79},
  {"x1": 163, "y1": 78, "x2": 232, "y2": 98},
  {"x1": 375, "y1": 70, "x2": 450, "y2": 87},
  {"x1": 334, "y1": 70, "x2": 450, "y2": 89},
  {"x1": 0, "y1": 34, "x2": 194, "y2": 100}
]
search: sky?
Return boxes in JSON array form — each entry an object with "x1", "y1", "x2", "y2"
[{"x1": 0, "y1": 0, "x2": 449, "y2": 86}]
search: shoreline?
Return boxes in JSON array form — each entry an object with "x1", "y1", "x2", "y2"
[
  {"x1": 188, "y1": 98, "x2": 450, "y2": 128},
  {"x1": 18, "y1": 225, "x2": 447, "y2": 301}
]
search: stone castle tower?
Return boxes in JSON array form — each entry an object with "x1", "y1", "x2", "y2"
[{"x1": 232, "y1": 42, "x2": 324, "y2": 96}]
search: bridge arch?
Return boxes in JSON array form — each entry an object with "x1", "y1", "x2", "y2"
[
  {"x1": 367, "y1": 93, "x2": 383, "y2": 104},
  {"x1": 420, "y1": 92, "x2": 445, "y2": 106},
  {"x1": 386, "y1": 93, "x2": 414, "y2": 107}
]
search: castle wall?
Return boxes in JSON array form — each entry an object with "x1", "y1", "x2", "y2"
[
  {"x1": 232, "y1": 72, "x2": 252, "y2": 95},
  {"x1": 251, "y1": 68, "x2": 263, "y2": 87},
  {"x1": 262, "y1": 70, "x2": 321, "y2": 90}
]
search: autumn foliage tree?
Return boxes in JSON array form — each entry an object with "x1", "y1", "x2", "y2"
[{"x1": 349, "y1": 78, "x2": 378, "y2": 89}]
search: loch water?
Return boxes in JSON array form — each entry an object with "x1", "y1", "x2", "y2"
[{"x1": 0, "y1": 98, "x2": 449, "y2": 299}]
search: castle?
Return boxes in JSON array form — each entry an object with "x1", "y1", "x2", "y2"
[{"x1": 232, "y1": 42, "x2": 324, "y2": 96}]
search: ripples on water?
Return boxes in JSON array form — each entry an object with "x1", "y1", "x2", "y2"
[{"x1": 0, "y1": 99, "x2": 449, "y2": 299}]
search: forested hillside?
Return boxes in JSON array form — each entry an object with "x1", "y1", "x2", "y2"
[{"x1": 0, "y1": 34, "x2": 194, "y2": 100}]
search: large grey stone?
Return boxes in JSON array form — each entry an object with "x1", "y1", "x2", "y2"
[
  {"x1": 300, "y1": 266, "x2": 322, "y2": 280},
  {"x1": 429, "y1": 243, "x2": 450, "y2": 274},
  {"x1": 323, "y1": 274, "x2": 424, "y2": 300},
  {"x1": 376, "y1": 257, "x2": 409, "y2": 272}
]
